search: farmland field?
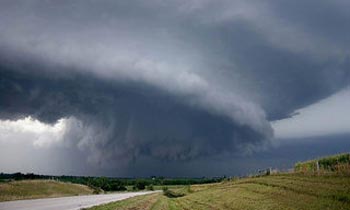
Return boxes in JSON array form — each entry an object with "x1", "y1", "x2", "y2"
[
  {"x1": 0, "y1": 180, "x2": 93, "y2": 201},
  {"x1": 87, "y1": 174, "x2": 350, "y2": 210}
]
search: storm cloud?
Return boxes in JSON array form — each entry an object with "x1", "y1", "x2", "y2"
[
  {"x1": 0, "y1": 0, "x2": 350, "y2": 176},
  {"x1": 0, "y1": 66, "x2": 271, "y2": 167}
]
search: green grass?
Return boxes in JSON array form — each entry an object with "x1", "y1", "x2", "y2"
[
  {"x1": 124, "y1": 185, "x2": 184, "y2": 191},
  {"x1": 295, "y1": 153, "x2": 350, "y2": 174},
  {"x1": 0, "y1": 179, "x2": 93, "y2": 201},
  {"x1": 86, "y1": 174, "x2": 350, "y2": 210}
]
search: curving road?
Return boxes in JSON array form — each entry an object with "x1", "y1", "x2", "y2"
[{"x1": 0, "y1": 191, "x2": 158, "y2": 210}]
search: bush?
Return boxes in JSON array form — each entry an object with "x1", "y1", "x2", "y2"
[
  {"x1": 162, "y1": 187, "x2": 185, "y2": 198},
  {"x1": 109, "y1": 180, "x2": 127, "y2": 191},
  {"x1": 90, "y1": 186, "x2": 102, "y2": 194},
  {"x1": 134, "y1": 180, "x2": 146, "y2": 190},
  {"x1": 146, "y1": 184, "x2": 154, "y2": 191}
]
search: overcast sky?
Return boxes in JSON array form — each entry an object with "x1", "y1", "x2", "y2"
[{"x1": 0, "y1": 0, "x2": 350, "y2": 177}]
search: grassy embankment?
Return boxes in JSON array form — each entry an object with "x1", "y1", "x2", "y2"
[
  {"x1": 0, "y1": 180, "x2": 93, "y2": 202},
  {"x1": 124, "y1": 185, "x2": 183, "y2": 191},
  {"x1": 295, "y1": 153, "x2": 350, "y2": 175},
  {"x1": 87, "y1": 153, "x2": 350, "y2": 210},
  {"x1": 87, "y1": 174, "x2": 350, "y2": 210}
]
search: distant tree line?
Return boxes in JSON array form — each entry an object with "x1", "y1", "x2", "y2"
[{"x1": 0, "y1": 172, "x2": 224, "y2": 192}]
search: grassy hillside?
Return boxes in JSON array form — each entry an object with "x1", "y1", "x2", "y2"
[
  {"x1": 0, "y1": 179, "x2": 93, "y2": 201},
  {"x1": 86, "y1": 174, "x2": 350, "y2": 210},
  {"x1": 295, "y1": 153, "x2": 350, "y2": 174}
]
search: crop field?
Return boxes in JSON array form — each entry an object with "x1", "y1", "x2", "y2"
[
  {"x1": 0, "y1": 179, "x2": 93, "y2": 201},
  {"x1": 87, "y1": 174, "x2": 350, "y2": 210}
]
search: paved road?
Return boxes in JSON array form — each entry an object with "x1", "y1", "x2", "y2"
[{"x1": 0, "y1": 191, "x2": 158, "y2": 210}]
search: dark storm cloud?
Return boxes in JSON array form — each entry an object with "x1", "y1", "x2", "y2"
[
  {"x1": 1, "y1": 0, "x2": 349, "y2": 118},
  {"x1": 1, "y1": 0, "x2": 350, "y2": 175},
  {"x1": 0, "y1": 66, "x2": 269, "y2": 167}
]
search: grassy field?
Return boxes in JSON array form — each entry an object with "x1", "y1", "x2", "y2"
[
  {"x1": 295, "y1": 153, "x2": 350, "y2": 174},
  {"x1": 0, "y1": 179, "x2": 93, "y2": 201},
  {"x1": 124, "y1": 185, "x2": 183, "y2": 191},
  {"x1": 86, "y1": 174, "x2": 350, "y2": 210}
]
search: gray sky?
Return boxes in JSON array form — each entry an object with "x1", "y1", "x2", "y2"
[{"x1": 0, "y1": 0, "x2": 349, "y2": 177}]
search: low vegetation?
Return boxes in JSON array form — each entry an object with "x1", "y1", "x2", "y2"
[
  {"x1": 0, "y1": 179, "x2": 93, "y2": 202},
  {"x1": 87, "y1": 153, "x2": 350, "y2": 210},
  {"x1": 86, "y1": 174, "x2": 350, "y2": 210},
  {"x1": 295, "y1": 153, "x2": 350, "y2": 175}
]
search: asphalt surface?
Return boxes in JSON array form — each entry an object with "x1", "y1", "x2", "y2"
[{"x1": 0, "y1": 191, "x2": 158, "y2": 210}]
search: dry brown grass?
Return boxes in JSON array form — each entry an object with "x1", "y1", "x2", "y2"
[{"x1": 0, "y1": 179, "x2": 93, "y2": 201}]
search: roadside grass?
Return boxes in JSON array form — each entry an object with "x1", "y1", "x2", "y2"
[
  {"x1": 86, "y1": 193, "x2": 161, "y2": 210},
  {"x1": 153, "y1": 185, "x2": 185, "y2": 191},
  {"x1": 86, "y1": 174, "x2": 350, "y2": 210},
  {"x1": 295, "y1": 153, "x2": 350, "y2": 175},
  {"x1": 162, "y1": 185, "x2": 192, "y2": 198},
  {"x1": 0, "y1": 179, "x2": 93, "y2": 202},
  {"x1": 125, "y1": 185, "x2": 184, "y2": 191}
]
